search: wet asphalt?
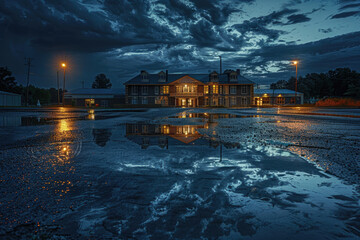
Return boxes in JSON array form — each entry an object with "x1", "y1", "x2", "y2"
[{"x1": 0, "y1": 107, "x2": 359, "y2": 239}]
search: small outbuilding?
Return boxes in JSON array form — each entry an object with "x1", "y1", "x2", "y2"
[
  {"x1": 254, "y1": 89, "x2": 304, "y2": 106},
  {"x1": 64, "y1": 88, "x2": 124, "y2": 107},
  {"x1": 0, "y1": 90, "x2": 21, "y2": 107}
]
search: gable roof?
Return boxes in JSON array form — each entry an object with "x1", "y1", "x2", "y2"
[
  {"x1": 65, "y1": 88, "x2": 123, "y2": 95},
  {"x1": 0, "y1": 90, "x2": 21, "y2": 96},
  {"x1": 124, "y1": 73, "x2": 255, "y2": 85}
]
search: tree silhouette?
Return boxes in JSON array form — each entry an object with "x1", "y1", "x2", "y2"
[
  {"x1": 0, "y1": 67, "x2": 18, "y2": 92},
  {"x1": 272, "y1": 68, "x2": 360, "y2": 100},
  {"x1": 92, "y1": 74, "x2": 112, "y2": 89}
]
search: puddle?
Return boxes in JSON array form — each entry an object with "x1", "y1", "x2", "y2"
[
  {"x1": 1, "y1": 109, "x2": 359, "y2": 239},
  {"x1": 167, "y1": 112, "x2": 266, "y2": 120},
  {"x1": 0, "y1": 110, "x2": 124, "y2": 127},
  {"x1": 125, "y1": 123, "x2": 240, "y2": 151}
]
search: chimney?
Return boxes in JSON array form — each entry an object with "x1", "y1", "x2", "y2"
[
  {"x1": 166, "y1": 70, "x2": 168, "y2": 82},
  {"x1": 236, "y1": 69, "x2": 240, "y2": 75}
]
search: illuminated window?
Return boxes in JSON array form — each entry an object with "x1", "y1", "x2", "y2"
[
  {"x1": 277, "y1": 97, "x2": 285, "y2": 104},
  {"x1": 161, "y1": 86, "x2": 169, "y2": 94},
  {"x1": 213, "y1": 85, "x2": 218, "y2": 94},
  {"x1": 161, "y1": 125, "x2": 170, "y2": 134},
  {"x1": 204, "y1": 85, "x2": 209, "y2": 94},
  {"x1": 230, "y1": 86, "x2": 237, "y2": 94}
]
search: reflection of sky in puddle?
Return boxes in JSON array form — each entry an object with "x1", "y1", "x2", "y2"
[
  {"x1": 1, "y1": 109, "x2": 359, "y2": 238},
  {"x1": 115, "y1": 138, "x2": 359, "y2": 239},
  {"x1": 118, "y1": 113, "x2": 359, "y2": 239}
]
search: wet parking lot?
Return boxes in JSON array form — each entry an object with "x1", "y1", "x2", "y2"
[{"x1": 0, "y1": 107, "x2": 359, "y2": 239}]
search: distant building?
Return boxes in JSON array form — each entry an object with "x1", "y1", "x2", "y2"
[
  {"x1": 64, "y1": 88, "x2": 124, "y2": 107},
  {"x1": 0, "y1": 90, "x2": 21, "y2": 107},
  {"x1": 254, "y1": 89, "x2": 304, "y2": 105},
  {"x1": 124, "y1": 69, "x2": 255, "y2": 107}
]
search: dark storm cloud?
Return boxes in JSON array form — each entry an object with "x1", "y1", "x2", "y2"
[
  {"x1": 0, "y1": 0, "x2": 359, "y2": 88},
  {"x1": 250, "y1": 31, "x2": 360, "y2": 59},
  {"x1": 285, "y1": 14, "x2": 311, "y2": 24},
  {"x1": 155, "y1": 0, "x2": 196, "y2": 21},
  {"x1": 319, "y1": 28, "x2": 332, "y2": 33},
  {"x1": 234, "y1": 31, "x2": 360, "y2": 83},
  {"x1": 339, "y1": 3, "x2": 360, "y2": 10},
  {"x1": 232, "y1": 8, "x2": 298, "y2": 40},
  {"x1": 331, "y1": 11, "x2": 360, "y2": 18},
  {"x1": 0, "y1": 0, "x2": 178, "y2": 52},
  {"x1": 189, "y1": 0, "x2": 238, "y2": 26}
]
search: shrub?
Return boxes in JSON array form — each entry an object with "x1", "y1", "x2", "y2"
[{"x1": 315, "y1": 98, "x2": 360, "y2": 107}]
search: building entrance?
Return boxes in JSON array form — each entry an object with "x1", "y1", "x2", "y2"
[{"x1": 178, "y1": 98, "x2": 197, "y2": 107}]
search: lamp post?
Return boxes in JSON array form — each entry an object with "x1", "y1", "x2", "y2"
[
  {"x1": 61, "y1": 63, "x2": 66, "y2": 106},
  {"x1": 293, "y1": 61, "x2": 298, "y2": 104}
]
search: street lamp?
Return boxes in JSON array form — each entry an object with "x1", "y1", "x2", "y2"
[
  {"x1": 61, "y1": 63, "x2": 66, "y2": 106},
  {"x1": 292, "y1": 61, "x2": 298, "y2": 104}
]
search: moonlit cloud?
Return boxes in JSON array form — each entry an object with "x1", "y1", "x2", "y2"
[{"x1": 0, "y1": 0, "x2": 359, "y2": 88}]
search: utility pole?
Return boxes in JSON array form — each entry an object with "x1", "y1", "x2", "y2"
[
  {"x1": 62, "y1": 64, "x2": 66, "y2": 106},
  {"x1": 295, "y1": 63, "x2": 298, "y2": 104},
  {"x1": 25, "y1": 58, "x2": 33, "y2": 106},
  {"x1": 57, "y1": 70, "x2": 60, "y2": 105},
  {"x1": 219, "y1": 56, "x2": 222, "y2": 74}
]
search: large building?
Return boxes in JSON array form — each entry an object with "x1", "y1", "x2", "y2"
[
  {"x1": 64, "y1": 88, "x2": 124, "y2": 107},
  {"x1": 254, "y1": 89, "x2": 304, "y2": 106},
  {"x1": 124, "y1": 70, "x2": 255, "y2": 107},
  {"x1": 0, "y1": 90, "x2": 21, "y2": 107}
]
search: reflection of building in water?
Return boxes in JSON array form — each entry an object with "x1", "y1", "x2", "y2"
[
  {"x1": 126, "y1": 123, "x2": 204, "y2": 149},
  {"x1": 126, "y1": 123, "x2": 240, "y2": 150},
  {"x1": 92, "y1": 128, "x2": 112, "y2": 147}
]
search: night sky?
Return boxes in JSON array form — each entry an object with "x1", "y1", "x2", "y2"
[{"x1": 1, "y1": 0, "x2": 360, "y2": 90}]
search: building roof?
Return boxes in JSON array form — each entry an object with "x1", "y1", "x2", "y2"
[
  {"x1": 0, "y1": 90, "x2": 21, "y2": 96},
  {"x1": 254, "y1": 89, "x2": 303, "y2": 95},
  {"x1": 65, "y1": 88, "x2": 123, "y2": 95},
  {"x1": 124, "y1": 73, "x2": 255, "y2": 85}
]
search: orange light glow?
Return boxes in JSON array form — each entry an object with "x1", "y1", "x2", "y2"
[
  {"x1": 61, "y1": 63, "x2": 66, "y2": 68},
  {"x1": 293, "y1": 61, "x2": 298, "y2": 65}
]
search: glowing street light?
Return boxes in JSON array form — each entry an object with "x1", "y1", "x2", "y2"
[
  {"x1": 61, "y1": 62, "x2": 66, "y2": 106},
  {"x1": 292, "y1": 60, "x2": 299, "y2": 104}
]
